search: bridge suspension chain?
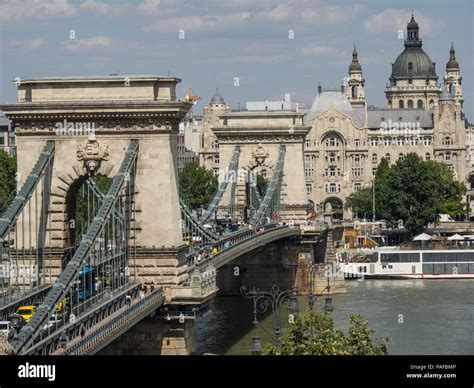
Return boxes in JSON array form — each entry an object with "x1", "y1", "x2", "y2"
[
  {"x1": 12, "y1": 140, "x2": 139, "y2": 354},
  {"x1": 250, "y1": 145, "x2": 286, "y2": 226},
  {"x1": 200, "y1": 146, "x2": 240, "y2": 224},
  {"x1": 0, "y1": 141, "x2": 54, "y2": 306}
]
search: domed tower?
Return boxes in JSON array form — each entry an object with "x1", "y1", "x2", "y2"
[
  {"x1": 385, "y1": 14, "x2": 441, "y2": 110},
  {"x1": 444, "y1": 43, "x2": 463, "y2": 107},
  {"x1": 201, "y1": 89, "x2": 231, "y2": 171},
  {"x1": 345, "y1": 44, "x2": 365, "y2": 107}
]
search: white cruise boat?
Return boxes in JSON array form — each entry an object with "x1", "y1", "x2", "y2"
[{"x1": 341, "y1": 247, "x2": 474, "y2": 279}]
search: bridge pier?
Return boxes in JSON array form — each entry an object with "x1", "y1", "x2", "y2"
[{"x1": 99, "y1": 316, "x2": 196, "y2": 355}]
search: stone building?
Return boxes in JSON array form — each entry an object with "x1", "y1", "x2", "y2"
[{"x1": 197, "y1": 15, "x2": 470, "y2": 222}]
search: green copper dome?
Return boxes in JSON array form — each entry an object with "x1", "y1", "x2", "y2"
[
  {"x1": 390, "y1": 14, "x2": 438, "y2": 81},
  {"x1": 391, "y1": 48, "x2": 437, "y2": 80}
]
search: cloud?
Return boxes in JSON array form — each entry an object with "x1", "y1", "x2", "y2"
[
  {"x1": 300, "y1": 46, "x2": 340, "y2": 56},
  {"x1": 0, "y1": 0, "x2": 76, "y2": 22},
  {"x1": 7, "y1": 39, "x2": 45, "y2": 50},
  {"x1": 61, "y1": 36, "x2": 112, "y2": 52},
  {"x1": 363, "y1": 9, "x2": 440, "y2": 38}
]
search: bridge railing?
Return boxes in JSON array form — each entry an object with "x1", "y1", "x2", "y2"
[
  {"x1": 62, "y1": 286, "x2": 165, "y2": 355},
  {"x1": 187, "y1": 222, "x2": 297, "y2": 269},
  {"x1": 23, "y1": 283, "x2": 148, "y2": 355}
]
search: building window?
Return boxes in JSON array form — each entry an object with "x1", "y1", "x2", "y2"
[
  {"x1": 306, "y1": 183, "x2": 312, "y2": 194},
  {"x1": 397, "y1": 138, "x2": 404, "y2": 146},
  {"x1": 213, "y1": 139, "x2": 219, "y2": 149},
  {"x1": 410, "y1": 137, "x2": 418, "y2": 146},
  {"x1": 423, "y1": 137, "x2": 432, "y2": 146},
  {"x1": 444, "y1": 153, "x2": 451, "y2": 161},
  {"x1": 0, "y1": 137, "x2": 4, "y2": 146},
  {"x1": 305, "y1": 139, "x2": 310, "y2": 149},
  {"x1": 425, "y1": 153, "x2": 431, "y2": 161},
  {"x1": 353, "y1": 154, "x2": 361, "y2": 163},
  {"x1": 329, "y1": 153, "x2": 336, "y2": 163},
  {"x1": 385, "y1": 153, "x2": 391, "y2": 162},
  {"x1": 325, "y1": 136, "x2": 340, "y2": 147},
  {"x1": 429, "y1": 99, "x2": 435, "y2": 109},
  {"x1": 372, "y1": 167, "x2": 377, "y2": 176},
  {"x1": 443, "y1": 136, "x2": 453, "y2": 145},
  {"x1": 407, "y1": 100, "x2": 414, "y2": 109},
  {"x1": 399, "y1": 153, "x2": 405, "y2": 161},
  {"x1": 352, "y1": 168, "x2": 363, "y2": 178},
  {"x1": 213, "y1": 155, "x2": 219, "y2": 164},
  {"x1": 305, "y1": 155, "x2": 311, "y2": 163},
  {"x1": 353, "y1": 182, "x2": 362, "y2": 191},
  {"x1": 384, "y1": 138, "x2": 391, "y2": 147},
  {"x1": 370, "y1": 138, "x2": 378, "y2": 147},
  {"x1": 327, "y1": 183, "x2": 339, "y2": 193},
  {"x1": 399, "y1": 100, "x2": 404, "y2": 109},
  {"x1": 305, "y1": 167, "x2": 314, "y2": 177},
  {"x1": 354, "y1": 139, "x2": 360, "y2": 147},
  {"x1": 372, "y1": 153, "x2": 378, "y2": 163},
  {"x1": 417, "y1": 99, "x2": 424, "y2": 109}
]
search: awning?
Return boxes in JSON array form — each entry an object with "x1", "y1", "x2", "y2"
[
  {"x1": 413, "y1": 233, "x2": 432, "y2": 241},
  {"x1": 447, "y1": 234, "x2": 464, "y2": 241}
]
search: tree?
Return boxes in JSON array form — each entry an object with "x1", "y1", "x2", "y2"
[
  {"x1": 179, "y1": 162, "x2": 218, "y2": 210},
  {"x1": 345, "y1": 187, "x2": 372, "y2": 219},
  {"x1": 263, "y1": 311, "x2": 389, "y2": 355},
  {"x1": 256, "y1": 173, "x2": 268, "y2": 196},
  {"x1": 0, "y1": 150, "x2": 17, "y2": 213},
  {"x1": 345, "y1": 154, "x2": 467, "y2": 236}
]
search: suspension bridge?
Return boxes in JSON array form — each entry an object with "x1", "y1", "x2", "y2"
[{"x1": 0, "y1": 75, "x2": 327, "y2": 355}]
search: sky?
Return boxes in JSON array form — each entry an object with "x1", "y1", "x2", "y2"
[{"x1": 0, "y1": 0, "x2": 473, "y2": 119}]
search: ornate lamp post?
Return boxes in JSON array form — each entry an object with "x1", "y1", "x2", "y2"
[{"x1": 241, "y1": 285, "x2": 300, "y2": 353}]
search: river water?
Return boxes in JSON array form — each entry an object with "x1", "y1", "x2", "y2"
[{"x1": 195, "y1": 279, "x2": 474, "y2": 355}]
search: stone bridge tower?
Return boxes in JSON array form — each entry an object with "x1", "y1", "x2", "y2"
[{"x1": 1, "y1": 76, "x2": 192, "y2": 287}]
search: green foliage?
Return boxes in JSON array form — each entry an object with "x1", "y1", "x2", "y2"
[
  {"x1": 345, "y1": 154, "x2": 467, "y2": 237},
  {"x1": 263, "y1": 311, "x2": 389, "y2": 355},
  {"x1": 0, "y1": 150, "x2": 17, "y2": 213},
  {"x1": 256, "y1": 173, "x2": 268, "y2": 196},
  {"x1": 345, "y1": 187, "x2": 373, "y2": 219},
  {"x1": 179, "y1": 162, "x2": 218, "y2": 210},
  {"x1": 75, "y1": 175, "x2": 112, "y2": 239}
]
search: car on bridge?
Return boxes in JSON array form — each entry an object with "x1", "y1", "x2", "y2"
[
  {"x1": 16, "y1": 305, "x2": 37, "y2": 323},
  {"x1": 0, "y1": 321, "x2": 13, "y2": 340}
]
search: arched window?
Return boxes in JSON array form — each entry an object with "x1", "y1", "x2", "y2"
[
  {"x1": 407, "y1": 100, "x2": 414, "y2": 109},
  {"x1": 449, "y1": 84, "x2": 453, "y2": 94},
  {"x1": 372, "y1": 153, "x2": 378, "y2": 163},
  {"x1": 442, "y1": 136, "x2": 453, "y2": 145},
  {"x1": 417, "y1": 99, "x2": 423, "y2": 109},
  {"x1": 408, "y1": 62, "x2": 413, "y2": 72},
  {"x1": 352, "y1": 85, "x2": 357, "y2": 98},
  {"x1": 425, "y1": 153, "x2": 431, "y2": 161},
  {"x1": 385, "y1": 153, "x2": 391, "y2": 162},
  {"x1": 399, "y1": 100, "x2": 404, "y2": 109},
  {"x1": 399, "y1": 153, "x2": 405, "y2": 161},
  {"x1": 429, "y1": 99, "x2": 435, "y2": 109}
]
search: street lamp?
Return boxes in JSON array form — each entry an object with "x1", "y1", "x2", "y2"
[{"x1": 241, "y1": 285, "x2": 299, "y2": 350}]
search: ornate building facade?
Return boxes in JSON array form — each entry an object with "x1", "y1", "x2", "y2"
[{"x1": 197, "y1": 15, "x2": 470, "y2": 222}]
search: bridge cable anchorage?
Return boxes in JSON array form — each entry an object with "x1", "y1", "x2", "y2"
[
  {"x1": 250, "y1": 145, "x2": 286, "y2": 227},
  {"x1": 0, "y1": 141, "x2": 54, "y2": 311},
  {"x1": 200, "y1": 146, "x2": 240, "y2": 224},
  {"x1": 12, "y1": 140, "x2": 139, "y2": 354}
]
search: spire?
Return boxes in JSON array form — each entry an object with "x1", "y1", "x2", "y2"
[
  {"x1": 349, "y1": 43, "x2": 362, "y2": 73},
  {"x1": 446, "y1": 42, "x2": 460, "y2": 70},
  {"x1": 405, "y1": 13, "x2": 422, "y2": 48}
]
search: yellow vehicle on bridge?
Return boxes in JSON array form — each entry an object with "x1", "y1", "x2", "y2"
[{"x1": 16, "y1": 306, "x2": 37, "y2": 322}]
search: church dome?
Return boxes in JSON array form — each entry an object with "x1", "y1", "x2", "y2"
[
  {"x1": 391, "y1": 48, "x2": 437, "y2": 80},
  {"x1": 390, "y1": 14, "x2": 437, "y2": 81},
  {"x1": 210, "y1": 91, "x2": 225, "y2": 105}
]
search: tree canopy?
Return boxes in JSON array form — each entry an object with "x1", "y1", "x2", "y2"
[
  {"x1": 345, "y1": 153, "x2": 467, "y2": 236},
  {"x1": 263, "y1": 311, "x2": 389, "y2": 355},
  {"x1": 179, "y1": 162, "x2": 218, "y2": 210},
  {"x1": 0, "y1": 150, "x2": 17, "y2": 213}
]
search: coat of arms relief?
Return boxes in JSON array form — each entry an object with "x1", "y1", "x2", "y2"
[{"x1": 77, "y1": 136, "x2": 110, "y2": 174}]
